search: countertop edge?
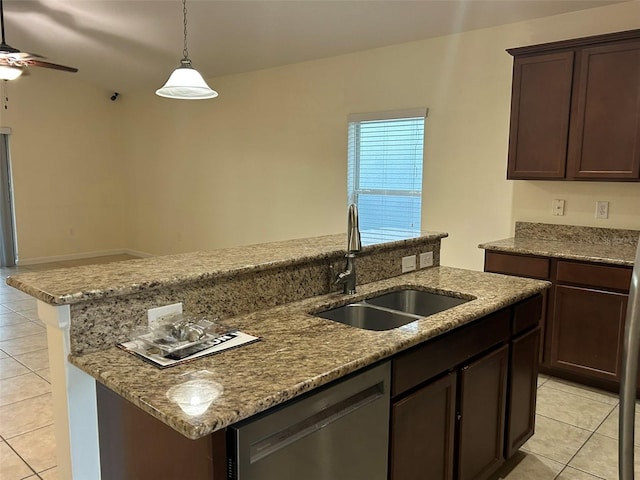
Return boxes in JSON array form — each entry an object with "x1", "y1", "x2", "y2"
[{"x1": 479, "y1": 239, "x2": 635, "y2": 267}]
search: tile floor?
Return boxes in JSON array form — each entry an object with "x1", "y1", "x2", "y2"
[
  {"x1": 0, "y1": 254, "x2": 137, "y2": 480},
  {"x1": 495, "y1": 374, "x2": 637, "y2": 479},
  {"x1": 0, "y1": 254, "x2": 637, "y2": 480}
]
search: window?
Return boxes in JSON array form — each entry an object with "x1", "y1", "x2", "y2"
[{"x1": 347, "y1": 108, "x2": 427, "y2": 243}]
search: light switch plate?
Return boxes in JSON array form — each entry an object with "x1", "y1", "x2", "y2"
[
  {"x1": 148, "y1": 302, "x2": 183, "y2": 329},
  {"x1": 401, "y1": 255, "x2": 417, "y2": 273},
  {"x1": 419, "y1": 252, "x2": 434, "y2": 269}
]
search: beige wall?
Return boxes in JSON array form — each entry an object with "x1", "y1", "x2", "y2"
[
  {"x1": 3, "y1": 2, "x2": 640, "y2": 268},
  {"x1": 122, "y1": 1, "x2": 640, "y2": 270},
  {"x1": 0, "y1": 69, "x2": 126, "y2": 262}
]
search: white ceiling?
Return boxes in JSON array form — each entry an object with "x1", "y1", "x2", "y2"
[{"x1": 2, "y1": 0, "x2": 629, "y2": 93}]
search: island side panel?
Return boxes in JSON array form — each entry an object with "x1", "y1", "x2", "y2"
[
  {"x1": 97, "y1": 382, "x2": 226, "y2": 480},
  {"x1": 37, "y1": 301, "x2": 101, "y2": 480}
]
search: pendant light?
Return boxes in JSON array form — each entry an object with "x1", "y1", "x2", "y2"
[{"x1": 156, "y1": 0, "x2": 218, "y2": 100}]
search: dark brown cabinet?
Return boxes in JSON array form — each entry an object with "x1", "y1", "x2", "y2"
[
  {"x1": 390, "y1": 373, "x2": 457, "y2": 480},
  {"x1": 551, "y1": 285, "x2": 627, "y2": 380},
  {"x1": 506, "y1": 326, "x2": 540, "y2": 458},
  {"x1": 507, "y1": 52, "x2": 573, "y2": 179},
  {"x1": 457, "y1": 345, "x2": 509, "y2": 480},
  {"x1": 390, "y1": 297, "x2": 541, "y2": 480},
  {"x1": 507, "y1": 29, "x2": 640, "y2": 181},
  {"x1": 485, "y1": 250, "x2": 633, "y2": 392}
]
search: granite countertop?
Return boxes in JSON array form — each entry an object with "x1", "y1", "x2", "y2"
[
  {"x1": 479, "y1": 237, "x2": 637, "y2": 266},
  {"x1": 7, "y1": 232, "x2": 446, "y2": 306},
  {"x1": 479, "y1": 222, "x2": 640, "y2": 267},
  {"x1": 70, "y1": 266, "x2": 549, "y2": 440}
]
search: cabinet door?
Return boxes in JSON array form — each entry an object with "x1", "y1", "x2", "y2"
[
  {"x1": 506, "y1": 327, "x2": 540, "y2": 459},
  {"x1": 567, "y1": 41, "x2": 640, "y2": 179},
  {"x1": 390, "y1": 372, "x2": 456, "y2": 480},
  {"x1": 550, "y1": 285, "x2": 627, "y2": 381},
  {"x1": 507, "y1": 51, "x2": 574, "y2": 179},
  {"x1": 457, "y1": 345, "x2": 509, "y2": 480}
]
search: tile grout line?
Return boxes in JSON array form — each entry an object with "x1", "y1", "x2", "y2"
[
  {"x1": 535, "y1": 376, "x2": 618, "y2": 479},
  {"x1": 541, "y1": 382, "x2": 620, "y2": 407},
  {"x1": 2, "y1": 432, "x2": 39, "y2": 478},
  {"x1": 553, "y1": 403, "x2": 617, "y2": 479}
]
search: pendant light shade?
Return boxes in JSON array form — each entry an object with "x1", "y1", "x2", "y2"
[
  {"x1": 156, "y1": 59, "x2": 218, "y2": 99},
  {"x1": 155, "y1": 0, "x2": 217, "y2": 100}
]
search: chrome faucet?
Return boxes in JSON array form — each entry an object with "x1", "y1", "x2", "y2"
[{"x1": 333, "y1": 204, "x2": 362, "y2": 294}]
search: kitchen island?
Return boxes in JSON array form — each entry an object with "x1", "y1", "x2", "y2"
[{"x1": 7, "y1": 231, "x2": 549, "y2": 479}]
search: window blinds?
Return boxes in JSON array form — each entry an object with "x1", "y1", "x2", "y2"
[{"x1": 347, "y1": 109, "x2": 426, "y2": 240}]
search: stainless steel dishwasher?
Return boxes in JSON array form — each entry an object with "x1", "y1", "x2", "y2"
[{"x1": 227, "y1": 361, "x2": 390, "y2": 480}]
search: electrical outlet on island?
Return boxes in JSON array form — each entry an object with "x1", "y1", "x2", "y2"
[
  {"x1": 401, "y1": 255, "x2": 417, "y2": 273},
  {"x1": 419, "y1": 252, "x2": 434, "y2": 268}
]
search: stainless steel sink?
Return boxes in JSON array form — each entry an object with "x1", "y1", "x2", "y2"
[
  {"x1": 366, "y1": 289, "x2": 469, "y2": 317},
  {"x1": 314, "y1": 302, "x2": 420, "y2": 331},
  {"x1": 313, "y1": 289, "x2": 472, "y2": 331}
]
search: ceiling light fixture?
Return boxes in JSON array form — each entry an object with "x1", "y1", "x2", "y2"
[
  {"x1": 156, "y1": 0, "x2": 218, "y2": 100},
  {"x1": 0, "y1": 64, "x2": 21, "y2": 80}
]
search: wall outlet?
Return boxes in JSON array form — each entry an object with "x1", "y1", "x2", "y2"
[
  {"x1": 596, "y1": 201, "x2": 609, "y2": 219},
  {"x1": 419, "y1": 252, "x2": 434, "y2": 269},
  {"x1": 148, "y1": 302, "x2": 183, "y2": 329},
  {"x1": 552, "y1": 199, "x2": 565, "y2": 216},
  {"x1": 401, "y1": 255, "x2": 417, "y2": 273}
]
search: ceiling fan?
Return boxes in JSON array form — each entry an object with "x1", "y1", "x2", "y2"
[{"x1": 0, "y1": 0, "x2": 78, "y2": 80}]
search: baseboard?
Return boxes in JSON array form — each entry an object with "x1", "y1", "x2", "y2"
[
  {"x1": 17, "y1": 248, "x2": 154, "y2": 265},
  {"x1": 121, "y1": 248, "x2": 154, "y2": 259}
]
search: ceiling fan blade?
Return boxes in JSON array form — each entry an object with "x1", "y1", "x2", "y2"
[
  {"x1": 0, "y1": 0, "x2": 76, "y2": 76},
  {"x1": 21, "y1": 51, "x2": 44, "y2": 59},
  {"x1": 27, "y1": 59, "x2": 77, "y2": 73}
]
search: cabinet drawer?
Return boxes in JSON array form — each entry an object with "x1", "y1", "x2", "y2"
[
  {"x1": 512, "y1": 294, "x2": 543, "y2": 335},
  {"x1": 556, "y1": 260, "x2": 632, "y2": 292},
  {"x1": 485, "y1": 252, "x2": 550, "y2": 280},
  {"x1": 392, "y1": 309, "x2": 510, "y2": 397}
]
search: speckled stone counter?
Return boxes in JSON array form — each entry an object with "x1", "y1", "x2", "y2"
[
  {"x1": 69, "y1": 266, "x2": 549, "y2": 440},
  {"x1": 8, "y1": 232, "x2": 446, "y2": 355},
  {"x1": 7, "y1": 232, "x2": 444, "y2": 306},
  {"x1": 479, "y1": 222, "x2": 639, "y2": 266}
]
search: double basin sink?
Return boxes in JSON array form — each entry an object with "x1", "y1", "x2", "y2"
[{"x1": 314, "y1": 289, "x2": 472, "y2": 331}]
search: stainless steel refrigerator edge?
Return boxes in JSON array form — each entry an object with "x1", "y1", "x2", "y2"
[
  {"x1": 620, "y1": 239, "x2": 640, "y2": 480},
  {"x1": 227, "y1": 361, "x2": 390, "y2": 480}
]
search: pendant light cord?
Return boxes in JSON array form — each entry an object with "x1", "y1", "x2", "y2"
[{"x1": 182, "y1": 0, "x2": 189, "y2": 60}]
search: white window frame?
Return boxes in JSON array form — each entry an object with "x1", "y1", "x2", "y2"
[{"x1": 347, "y1": 108, "x2": 428, "y2": 241}]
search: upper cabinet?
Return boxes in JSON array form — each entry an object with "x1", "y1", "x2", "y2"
[{"x1": 506, "y1": 29, "x2": 640, "y2": 181}]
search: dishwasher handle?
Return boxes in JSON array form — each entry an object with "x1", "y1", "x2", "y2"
[{"x1": 250, "y1": 382, "x2": 384, "y2": 464}]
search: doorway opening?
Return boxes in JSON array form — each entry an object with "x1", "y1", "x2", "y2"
[{"x1": 0, "y1": 128, "x2": 17, "y2": 267}]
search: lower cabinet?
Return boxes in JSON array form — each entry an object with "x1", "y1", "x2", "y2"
[
  {"x1": 485, "y1": 250, "x2": 633, "y2": 392},
  {"x1": 551, "y1": 285, "x2": 627, "y2": 381},
  {"x1": 390, "y1": 373, "x2": 457, "y2": 480},
  {"x1": 505, "y1": 327, "x2": 540, "y2": 458},
  {"x1": 457, "y1": 345, "x2": 509, "y2": 480},
  {"x1": 390, "y1": 296, "x2": 542, "y2": 480}
]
